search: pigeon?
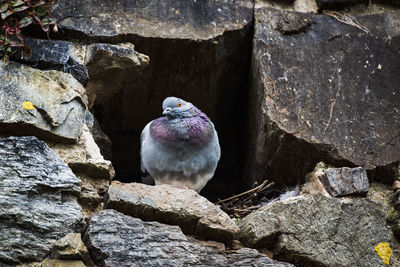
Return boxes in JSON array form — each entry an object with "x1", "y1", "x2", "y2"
[{"x1": 140, "y1": 97, "x2": 221, "y2": 192}]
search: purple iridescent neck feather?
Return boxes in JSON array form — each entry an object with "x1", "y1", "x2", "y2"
[{"x1": 150, "y1": 109, "x2": 214, "y2": 147}]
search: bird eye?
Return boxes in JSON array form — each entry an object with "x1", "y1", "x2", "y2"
[{"x1": 177, "y1": 102, "x2": 183, "y2": 107}]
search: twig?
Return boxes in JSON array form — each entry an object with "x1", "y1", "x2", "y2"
[{"x1": 215, "y1": 179, "x2": 269, "y2": 205}]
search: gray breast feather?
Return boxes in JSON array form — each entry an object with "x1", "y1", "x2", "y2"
[{"x1": 140, "y1": 121, "x2": 221, "y2": 192}]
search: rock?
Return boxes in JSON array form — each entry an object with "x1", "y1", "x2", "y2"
[
  {"x1": 316, "y1": 0, "x2": 368, "y2": 10},
  {"x1": 104, "y1": 182, "x2": 239, "y2": 244},
  {"x1": 48, "y1": 124, "x2": 114, "y2": 180},
  {"x1": 301, "y1": 162, "x2": 331, "y2": 196},
  {"x1": 319, "y1": 167, "x2": 369, "y2": 196},
  {"x1": 12, "y1": 38, "x2": 89, "y2": 86},
  {"x1": 0, "y1": 62, "x2": 87, "y2": 143},
  {"x1": 0, "y1": 136, "x2": 82, "y2": 264},
  {"x1": 84, "y1": 43, "x2": 149, "y2": 108},
  {"x1": 52, "y1": 0, "x2": 253, "y2": 198},
  {"x1": 17, "y1": 259, "x2": 86, "y2": 267},
  {"x1": 52, "y1": 0, "x2": 253, "y2": 40},
  {"x1": 52, "y1": 233, "x2": 90, "y2": 262},
  {"x1": 84, "y1": 209, "x2": 293, "y2": 267},
  {"x1": 393, "y1": 180, "x2": 400, "y2": 191},
  {"x1": 48, "y1": 124, "x2": 114, "y2": 215},
  {"x1": 238, "y1": 194, "x2": 391, "y2": 266},
  {"x1": 367, "y1": 183, "x2": 400, "y2": 226},
  {"x1": 247, "y1": 7, "x2": 400, "y2": 187}
]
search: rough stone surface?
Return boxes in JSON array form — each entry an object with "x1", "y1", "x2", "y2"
[
  {"x1": 0, "y1": 136, "x2": 82, "y2": 264},
  {"x1": 48, "y1": 124, "x2": 113, "y2": 215},
  {"x1": 104, "y1": 182, "x2": 239, "y2": 244},
  {"x1": 53, "y1": 0, "x2": 253, "y2": 199},
  {"x1": 53, "y1": 0, "x2": 253, "y2": 40},
  {"x1": 84, "y1": 209, "x2": 293, "y2": 267},
  {"x1": 48, "y1": 124, "x2": 114, "y2": 180},
  {"x1": 316, "y1": 0, "x2": 368, "y2": 10},
  {"x1": 52, "y1": 233, "x2": 90, "y2": 261},
  {"x1": 16, "y1": 259, "x2": 86, "y2": 267},
  {"x1": 0, "y1": 62, "x2": 87, "y2": 143},
  {"x1": 247, "y1": 7, "x2": 400, "y2": 186},
  {"x1": 13, "y1": 38, "x2": 89, "y2": 86},
  {"x1": 238, "y1": 194, "x2": 391, "y2": 266},
  {"x1": 84, "y1": 42, "x2": 149, "y2": 108},
  {"x1": 301, "y1": 162, "x2": 331, "y2": 196},
  {"x1": 320, "y1": 167, "x2": 369, "y2": 196}
]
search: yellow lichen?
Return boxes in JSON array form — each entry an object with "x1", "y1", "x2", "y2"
[
  {"x1": 22, "y1": 101, "x2": 34, "y2": 110},
  {"x1": 375, "y1": 242, "x2": 392, "y2": 265}
]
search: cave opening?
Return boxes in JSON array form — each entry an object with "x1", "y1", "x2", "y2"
[{"x1": 90, "y1": 30, "x2": 253, "y2": 201}]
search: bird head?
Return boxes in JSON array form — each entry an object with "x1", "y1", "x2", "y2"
[{"x1": 162, "y1": 97, "x2": 195, "y2": 118}]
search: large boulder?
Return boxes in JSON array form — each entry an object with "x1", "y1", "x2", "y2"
[
  {"x1": 104, "y1": 182, "x2": 239, "y2": 244},
  {"x1": 247, "y1": 6, "x2": 400, "y2": 186},
  {"x1": 52, "y1": 0, "x2": 253, "y2": 198},
  {"x1": 0, "y1": 62, "x2": 87, "y2": 143},
  {"x1": 0, "y1": 136, "x2": 82, "y2": 264},
  {"x1": 84, "y1": 209, "x2": 294, "y2": 267},
  {"x1": 238, "y1": 194, "x2": 392, "y2": 266}
]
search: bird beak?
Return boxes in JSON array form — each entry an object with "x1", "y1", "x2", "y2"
[{"x1": 163, "y1": 107, "x2": 172, "y2": 116}]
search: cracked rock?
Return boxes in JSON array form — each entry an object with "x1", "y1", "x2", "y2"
[
  {"x1": 238, "y1": 194, "x2": 391, "y2": 266},
  {"x1": 0, "y1": 136, "x2": 82, "y2": 264},
  {"x1": 0, "y1": 62, "x2": 87, "y2": 143},
  {"x1": 84, "y1": 209, "x2": 294, "y2": 267},
  {"x1": 104, "y1": 182, "x2": 239, "y2": 244},
  {"x1": 247, "y1": 7, "x2": 400, "y2": 187}
]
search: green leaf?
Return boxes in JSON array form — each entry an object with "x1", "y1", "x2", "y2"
[
  {"x1": 10, "y1": 0, "x2": 24, "y2": 7},
  {"x1": 13, "y1": 5, "x2": 29, "y2": 12},
  {"x1": 19, "y1": 16, "x2": 33, "y2": 28},
  {"x1": 40, "y1": 16, "x2": 56, "y2": 26},
  {"x1": 35, "y1": 5, "x2": 48, "y2": 16},
  {"x1": 0, "y1": 2, "x2": 8, "y2": 12},
  {"x1": 32, "y1": 0, "x2": 45, "y2": 7},
  {"x1": 1, "y1": 9, "x2": 13, "y2": 20}
]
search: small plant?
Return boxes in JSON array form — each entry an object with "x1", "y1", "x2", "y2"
[{"x1": 0, "y1": 0, "x2": 57, "y2": 63}]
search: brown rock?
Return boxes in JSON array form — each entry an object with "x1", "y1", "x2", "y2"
[
  {"x1": 53, "y1": 233, "x2": 89, "y2": 261},
  {"x1": 301, "y1": 162, "x2": 331, "y2": 196},
  {"x1": 104, "y1": 182, "x2": 239, "y2": 244}
]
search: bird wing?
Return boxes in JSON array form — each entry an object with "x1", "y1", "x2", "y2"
[{"x1": 140, "y1": 122, "x2": 151, "y2": 174}]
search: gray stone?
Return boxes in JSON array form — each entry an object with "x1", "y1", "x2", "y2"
[
  {"x1": 320, "y1": 167, "x2": 369, "y2": 196},
  {"x1": 247, "y1": 7, "x2": 400, "y2": 187},
  {"x1": 238, "y1": 194, "x2": 391, "y2": 266},
  {"x1": 13, "y1": 38, "x2": 89, "y2": 86},
  {"x1": 52, "y1": 0, "x2": 253, "y2": 197},
  {"x1": 316, "y1": 0, "x2": 368, "y2": 10},
  {"x1": 84, "y1": 209, "x2": 293, "y2": 267},
  {"x1": 52, "y1": 0, "x2": 253, "y2": 40},
  {"x1": 0, "y1": 136, "x2": 82, "y2": 264},
  {"x1": 104, "y1": 182, "x2": 239, "y2": 244},
  {"x1": 0, "y1": 62, "x2": 87, "y2": 143}
]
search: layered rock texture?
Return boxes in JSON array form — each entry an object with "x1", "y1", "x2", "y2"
[
  {"x1": 238, "y1": 194, "x2": 392, "y2": 266},
  {"x1": 84, "y1": 209, "x2": 293, "y2": 267},
  {"x1": 105, "y1": 182, "x2": 239, "y2": 244},
  {"x1": 0, "y1": 136, "x2": 82, "y2": 264},
  {"x1": 0, "y1": 62, "x2": 87, "y2": 142}
]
